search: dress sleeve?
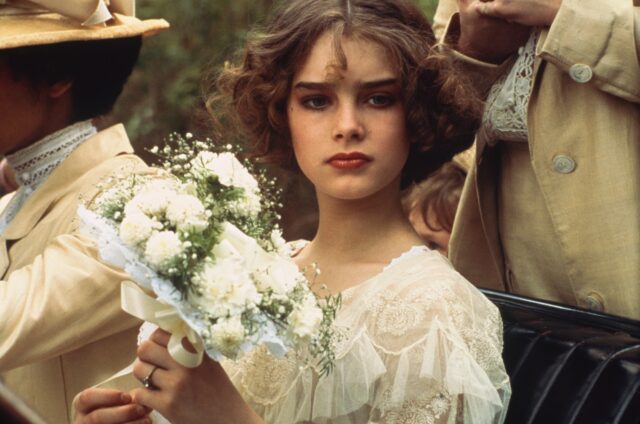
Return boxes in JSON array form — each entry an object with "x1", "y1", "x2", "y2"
[
  {"x1": 0, "y1": 231, "x2": 140, "y2": 371},
  {"x1": 362, "y1": 266, "x2": 511, "y2": 424}
]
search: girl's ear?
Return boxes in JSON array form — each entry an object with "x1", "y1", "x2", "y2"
[{"x1": 48, "y1": 80, "x2": 73, "y2": 99}]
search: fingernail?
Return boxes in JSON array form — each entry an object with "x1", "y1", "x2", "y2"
[
  {"x1": 136, "y1": 405, "x2": 147, "y2": 415},
  {"x1": 121, "y1": 393, "x2": 132, "y2": 403}
]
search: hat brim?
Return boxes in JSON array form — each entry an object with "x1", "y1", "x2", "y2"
[{"x1": 0, "y1": 13, "x2": 169, "y2": 50}]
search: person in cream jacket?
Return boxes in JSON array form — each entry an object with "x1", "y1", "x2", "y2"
[
  {"x1": 433, "y1": 0, "x2": 640, "y2": 319},
  {"x1": 0, "y1": 2, "x2": 168, "y2": 422}
]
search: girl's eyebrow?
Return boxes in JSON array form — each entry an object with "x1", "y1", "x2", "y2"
[{"x1": 293, "y1": 78, "x2": 399, "y2": 91}]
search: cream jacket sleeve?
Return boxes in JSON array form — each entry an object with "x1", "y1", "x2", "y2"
[
  {"x1": 0, "y1": 231, "x2": 139, "y2": 371},
  {"x1": 436, "y1": 0, "x2": 640, "y2": 103},
  {"x1": 539, "y1": 0, "x2": 640, "y2": 103}
]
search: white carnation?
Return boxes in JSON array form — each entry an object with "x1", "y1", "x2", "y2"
[
  {"x1": 166, "y1": 194, "x2": 208, "y2": 231},
  {"x1": 194, "y1": 258, "x2": 262, "y2": 317},
  {"x1": 144, "y1": 231, "x2": 183, "y2": 269},
  {"x1": 119, "y1": 212, "x2": 158, "y2": 246},
  {"x1": 125, "y1": 190, "x2": 172, "y2": 217},
  {"x1": 125, "y1": 179, "x2": 181, "y2": 217},
  {"x1": 209, "y1": 316, "x2": 246, "y2": 358},
  {"x1": 289, "y1": 294, "x2": 323, "y2": 339}
]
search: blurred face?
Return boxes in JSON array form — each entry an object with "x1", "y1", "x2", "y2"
[
  {"x1": 0, "y1": 59, "x2": 51, "y2": 154},
  {"x1": 408, "y1": 206, "x2": 451, "y2": 256},
  {"x1": 287, "y1": 32, "x2": 409, "y2": 202}
]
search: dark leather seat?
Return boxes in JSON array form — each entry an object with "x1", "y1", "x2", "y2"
[{"x1": 481, "y1": 289, "x2": 640, "y2": 424}]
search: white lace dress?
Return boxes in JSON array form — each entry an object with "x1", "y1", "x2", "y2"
[{"x1": 223, "y1": 246, "x2": 511, "y2": 423}]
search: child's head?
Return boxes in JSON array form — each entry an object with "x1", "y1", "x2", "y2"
[
  {"x1": 211, "y1": 0, "x2": 479, "y2": 187},
  {"x1": 402, "y1": 161, "x2": 467, "y2": 255}
]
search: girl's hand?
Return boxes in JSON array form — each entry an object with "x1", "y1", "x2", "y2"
[
  {"x1": 457, "y1": 0, "x2": 531, "y2": 63},
  {"x1": 73, "y1": 388, "x2": 150, "y2": 424},
  {"x1": 473, "y1": 0, "x2": 562, "y2": 27},
  {"x1": 131, "y1": 329, "x2": 263, "y2": 424}
]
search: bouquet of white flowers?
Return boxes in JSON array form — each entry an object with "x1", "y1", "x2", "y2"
[{"x1": 78, "y1": 134, "x2": 338, "y2": 374}]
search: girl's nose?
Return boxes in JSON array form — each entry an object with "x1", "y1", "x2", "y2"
[{"x1": 332, "y1": 104, "x2": 365, "y2": 142}]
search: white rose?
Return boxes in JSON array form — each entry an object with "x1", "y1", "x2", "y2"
[
  {"x1": 144, "y1": 231, "x2": 183, "y2": 269},
  {"x1": 289, "y1": 294, "x2": 323, "y2": 339},
  {"x1": 209, "y1": 316, "x2": 246, "y2": 358},
  {"x1": 217, "y1": 222, "x2": 262, "y2": 261},
  {"x1": 119, "y1": 212, "x2": 158, "y2": 246},
  {"x1": 191, "y1": 152, "x2": 259, "y2": 193},
  {"x1": 166, "y1": 194, "x2": 208, "y2": 231},
  {"x1": 254, "y1": 256, "x2": 301, "y2": 295}
]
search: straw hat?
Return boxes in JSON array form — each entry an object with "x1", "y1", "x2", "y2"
[{"x1": 0, "y1": 0, "x2": 169, "y2": 50}]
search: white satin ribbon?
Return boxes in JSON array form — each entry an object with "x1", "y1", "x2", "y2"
[
  {"x1": 121, "y1": 280, "x2": 205, "y2": 368},
  {"x1": 0, "y1": 0, "x2": 135, "y2": 25}
]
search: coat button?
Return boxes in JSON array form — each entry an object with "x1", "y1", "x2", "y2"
[
  {"x1": 552, "y1": 155, "x2": 576, "y2": 173},
  {"x1": 569, "y1": 63, "x2": 593, "y2": 83},
  {"x1": 584, "y1": 292, "x2": 605, "y2": 312}
]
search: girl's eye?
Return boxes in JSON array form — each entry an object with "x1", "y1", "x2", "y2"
[
  {"x1": 367, "y1": 94, "x2": 395, "y2": 107},
  {"x1": 302, "y1": 96, "x2": 330, "y2": 110}
]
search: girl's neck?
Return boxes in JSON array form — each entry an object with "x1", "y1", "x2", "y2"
[{"x1": 309, "y1": 186, "x2": 422, "y2": 265}]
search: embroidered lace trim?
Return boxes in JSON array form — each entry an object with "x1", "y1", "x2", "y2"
[
  {"x1": 482, "y1": 31, "x2": 539, "y2": 144},
  {"x1": 225, "y1": 249, "x2": 510, "y2": 423},
  {"x1": 0, "y1": 120, "x2": 96, "y2": 233}
]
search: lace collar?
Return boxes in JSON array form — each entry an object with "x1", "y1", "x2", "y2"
[
  {"x1": 0, "y1": 120, "x2": 97, "y2": 235},
  {"x1": 5, "y1": 120, "x2": 97, "y2": 193}
]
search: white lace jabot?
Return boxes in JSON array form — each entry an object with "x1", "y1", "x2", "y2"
[
  {"x1": 482, "y1": 30, "x2": 539, "y2": 144},
  {"x1": 0, "y1": 120, "x2": 97, "y2": 233}
]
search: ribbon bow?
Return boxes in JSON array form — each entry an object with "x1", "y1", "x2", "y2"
[
  {"x1": 121, "y1": 281, "x2": 205, "y2": 368},
  {"x1": 0, "y1": 0, "x2": 135, "y2": 25}
]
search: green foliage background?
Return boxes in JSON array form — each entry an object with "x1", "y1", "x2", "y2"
[{"x1": 110, "y1": 0, "x2": 439, "y2": 238}]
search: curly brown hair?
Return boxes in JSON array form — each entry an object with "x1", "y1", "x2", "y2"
[
  {"x1": 208, "y1": 0, "x2": 480, "y2": 187},
  {"x1": 402, "y1": 161, "x2": 467, "y2": 233}
]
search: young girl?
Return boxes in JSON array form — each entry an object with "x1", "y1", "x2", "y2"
[{"x1": 74, "y1": 1, "x2": 510, "y2": 423}]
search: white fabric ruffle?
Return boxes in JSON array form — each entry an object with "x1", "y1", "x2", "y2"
[{"x1": 225, "y1": 247, "x2": 511, "y2": 423}]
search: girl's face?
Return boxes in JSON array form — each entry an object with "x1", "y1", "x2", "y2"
[{"x1": 287, "y1": 31, "x2": 409, "y2": 202}]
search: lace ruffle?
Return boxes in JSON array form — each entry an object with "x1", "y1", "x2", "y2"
[
  {"x1": 225, "y1": 249, "x2": 510, "y2": 423},
  {"x1": 483, "y1": 30, "x2": 539, "y2": 144}
]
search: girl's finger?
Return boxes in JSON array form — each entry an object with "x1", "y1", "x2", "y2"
[
  {"x1": 137, "y1": 338, "x2": 175, "y2": 369},
  {"x1": 150, "y1": 328, "x2": 171, "y2": 347},
  {"x1": 74, "y1": 389, "x2": 131, "y2": 414},
  {"x1": 133, "y1": 359, "x2": 172, "y2": 390},
  {"x1": 130, "y1": 388, "x2": 165, "y2": 413},
  {"x1": 81, "y1": 404, "x2": 148, "y2": 424}
]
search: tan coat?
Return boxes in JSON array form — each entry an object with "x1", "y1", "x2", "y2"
[
  {"x1": 0, "y1": 125, "x2": 150, "y2": 422},
  {"x1": 435, "y1": 0, "x2": 640, "y2": 319}
]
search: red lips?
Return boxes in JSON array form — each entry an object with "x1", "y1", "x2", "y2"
[{"x1": 327, "y1": 152, "x2": 372, "y2": 170}]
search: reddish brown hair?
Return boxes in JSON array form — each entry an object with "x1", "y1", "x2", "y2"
[
  {"x1": 208, "y1": 0, "x2": 480, "y2": 187},
  {"x1": 402, "y1": 161, "x2": 467, "y2": 232}
]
